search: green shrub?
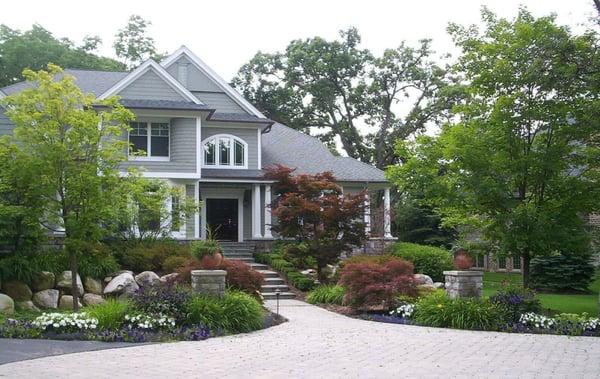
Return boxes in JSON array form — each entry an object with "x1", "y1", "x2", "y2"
[
  {"x1": 306, "y1": 285, "x2": 345, "y2": 305},
  {"x1": 77, "y1": 243, "x2": 120, "y2": 279},
  {"x1": 162, "y1": 255, "x2": 190, "y2": 273},
  {"x1": 390, "y1": 242, "x2": 453, "y2": 282},
  {"x1": 185, "y1": 290, "x2": 264, "y2": 333},
  {"x1": 255, "y1": 251, "x2": 316, "y2": 291},
  {"x1": 413, "y1": 292, "x2": 503, "y2": 331},
  {"x1": 119, "y1": 241, "x2": 191, "y2": 273},
  {"x1": 530, "y1": 251, "x2": 595, "y2": 292},
  {"x1": 85, "y1": 299, "x2": 132, "y2": 330},
  {"x1": 0, "y1": 254, "x2": 42, "y2": 283},
  {"x1": 489, "y1": 283, "x2": 541, "y2": 323},
  {"x1": 190, "y1": 239, "x2": 220, "y2": 260}
]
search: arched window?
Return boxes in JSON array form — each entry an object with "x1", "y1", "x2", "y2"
[{"x1": 202, "y1": 134, "x2": 247, "y2": 168}]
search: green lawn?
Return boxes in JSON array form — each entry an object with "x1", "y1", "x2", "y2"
[{"x1": 483, "y1": 271, "x2": 600, "y2": 315}]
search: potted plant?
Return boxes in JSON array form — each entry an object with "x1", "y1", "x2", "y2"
[
  {"x1": 191, "y1": 238, "x2": 223, "y2": 270},
  {"x1": 452, "y1": 248, "x2": 474, "y2": 270}
]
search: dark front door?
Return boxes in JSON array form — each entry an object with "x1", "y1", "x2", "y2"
[{"x1": 206, "y1": 199, "x2": 238, "y2": 241}]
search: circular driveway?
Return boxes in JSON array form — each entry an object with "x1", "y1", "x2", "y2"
[{"x1": 1, "y1": 300, "x2": 599, "y2": 378}]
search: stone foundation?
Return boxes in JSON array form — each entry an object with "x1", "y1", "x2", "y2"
[
  {"x1": 191, "y1": 270, "x2": 226, "y2": 298},
  {"x1": 443, "y1": 270, "x2": 483, "y2": 299}
]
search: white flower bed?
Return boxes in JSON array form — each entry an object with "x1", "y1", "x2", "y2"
[
  {"x1": 390, "y1": 303, "x2": 415, "y2": 318},
  {"x1": 33, "y1": 312, "x2": 98, "y2": 331},
  {"x1": 124, "y1": 314, "x2": 176, "y2": 330},
  {"x1": 520, "y1": 312, "x2": 599, "y2": 331}
]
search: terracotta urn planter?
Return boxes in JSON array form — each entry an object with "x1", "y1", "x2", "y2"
[
  {"x1": 453, "y1": 249, "x2": 474, "y2": 270},
  {"x1": 200, "y1": 251, "x2": 223, "y2": 270}
]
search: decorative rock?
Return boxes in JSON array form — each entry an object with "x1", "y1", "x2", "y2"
[
  {"x1": 33, "y1": 289, "x2": 60, "y2": 309},
  {"x1": 433, "y1": 282, "x2": 445, "y2": 289},
  {"x1": 82, "y1": 293, "x2": 105, "y2": 306},
  {"x1": 0, "y1": 293, "x2": 14, "y2": 315},
  {"x1": 16, "y1": 300, "x2": 40, "y2": 312},
  {"x1": 417, "y1": 284, "x2": 437, "y2": 291},
  {"x1": 301, "y1": 269, "x2": 316, "y2": 275},
  {"x1": 32, "y1": 271, "x2": 55, "y2": 292},
  {"x1": 191, "y1": 270, "x2": 226, "y2": 298},
  {"x1": 84, "y1": 277, "x2": 103, "y2": 295},
  {"x1": 135, "y1": 271, "x2": 160, "y2": 287},
  {"x1": 2, "y1": 280, "x2": 33, "y2": 301},
  {"x1": 159, "y1": 273, "x2": 179, "y2": 284},
  {"x1": 443, "y1": 270, "x2": 483, "y2": 299},
  {"x1": 414, "y1": 274, "x2": 434, "y2": 286},
  {"x1": 103, "y1": 273, "x2": 139, "y2": 296},
  {"x1": 103, "y1": 277, "x2": 113, "y2": 286},
  {"x1": 58, "y1": 295, "x2": 82, "y2": 310},
  {"x1": 113, "y1": 270, "x2": 134, "y2": 277},
  {"x1": 56, "y1": 271, "x2": 84, "y2": 296}
]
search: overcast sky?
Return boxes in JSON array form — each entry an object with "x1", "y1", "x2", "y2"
[{"x1": 1, "y1": 0, "x2": 598, "y2": 80}]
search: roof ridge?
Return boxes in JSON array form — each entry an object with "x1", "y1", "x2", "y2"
[
  {"x1": 65, "y1": 68, "x2": 129, "y2": 73},
  {"x1": 337, "y1": 155, "x2": 385, "y2": 173}
]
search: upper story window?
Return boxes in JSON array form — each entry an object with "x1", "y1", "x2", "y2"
[
  {"x1": 202, "y1": 134, "x2": 247, "y2": 168},
  {"x1": 129, "y1": 121, "x2": 170, "y2": 161}
]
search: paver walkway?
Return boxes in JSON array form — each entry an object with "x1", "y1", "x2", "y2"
[{"x1": 1, "y1": 300, "x2": 599, "y2": 378}]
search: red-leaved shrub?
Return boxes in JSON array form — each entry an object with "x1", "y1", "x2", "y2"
[{"x1": 339, "y1": 257, "x2": 417, "y2": 309}]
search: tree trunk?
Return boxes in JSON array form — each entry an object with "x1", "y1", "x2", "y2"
[
  {"x1": 521, "y1": 252, "x2": 531, "y2": 289},
  {"x1": 69, "y1": 248, "x2": 80, "y2": 312}
]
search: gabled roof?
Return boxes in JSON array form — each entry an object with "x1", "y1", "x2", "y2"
[
  {"x1": 161, "y1": 46, "x2": 265, "y2": 118},
  {"x1": 0, "y1": 89, "x2": 4, "y2": 99},
  {"x1": 98, "y1": 60, "x2": 201, "y2": 104},
  {"x1": 262, "y1": 123, "x2": 386, "y2": 183}
]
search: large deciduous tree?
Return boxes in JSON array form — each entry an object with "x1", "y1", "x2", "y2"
[
  {"x1": 388, "y1": 8, "x2": 600, "y2": 287},
  {"x1": 2, "y1": 65, "x2": 134, "y2": 310},
  {"x1": 0, "y1": 24, "x2": 125, "y2": 87},
  {"x1": 233, "y1": 28, "x2": 460, "y2": 168},
  {"x1": 114, "y1": 15, "x2": 162, "y2": 69},
  {"x1": 264, "y1": 165, "x2": 367, "y2": 281}
]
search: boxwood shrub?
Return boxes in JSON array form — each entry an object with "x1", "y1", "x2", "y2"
[{"x1": 389, "y1": 242, "x2": 453, "y2": 282}]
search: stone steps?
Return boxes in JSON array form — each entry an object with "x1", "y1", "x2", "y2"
[{"x1": 262, "y1": 291, "x2": 296, "y2": 300}]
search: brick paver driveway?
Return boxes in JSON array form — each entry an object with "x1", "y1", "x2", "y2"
[{"x1": 1, "y1": 300, "x2": 599, "y2": 378}]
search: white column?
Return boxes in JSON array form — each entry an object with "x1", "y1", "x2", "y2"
[
  {"x1": 252, "y1": 184, "x2": 262, "y2": 239},
  {"x1": 364, "y1": 190, "x2": 371, "y2": 236},
  {"x1": 194, "y1": 182, "x2": 200, "y2": 239},
  {"x1": 384, "y1": 187, "x2": 392, "y2": 239},
  {"x1": 264, "y1": 184, "x2": 273, "y2": 239}
]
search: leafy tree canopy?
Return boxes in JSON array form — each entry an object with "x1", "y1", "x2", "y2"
[
  {"x1": 0, "y1": 24, "x2": 125, "y2": 87},
  {"x1": 114, "y1": 15, "x2": 164, "y2": 69}
]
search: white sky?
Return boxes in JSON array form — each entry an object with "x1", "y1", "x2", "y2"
[{"x1": 1, "y1": 0, "x2": 597, "y2": 81}]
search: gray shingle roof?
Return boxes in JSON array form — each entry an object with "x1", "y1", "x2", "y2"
[
  {"x1": 209, "y1": 112, "x2": 273, "y2": 124},
  {"x1": 118, "y1": 99, "x2": 212, "y2": 111},
  {"x1": 1, "y1": 69, "x2": 128, "y2": 96},
  {"x1": 202, "y1": 169, "x2": 265, "y2": 179},
  {"x1": 262, "y1": 123, "x2": 387, "y2": 183}
]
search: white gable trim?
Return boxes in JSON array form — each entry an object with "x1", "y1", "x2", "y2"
[
  {"x1": 161, "y1": 46, "x2": 265, "y2": 118},
  {"x1": 98, "y1": 60, "x2": 202, "y2": 104},
  {"x1": 0, "y1": 89, "x2": 5, "y2": 99}
]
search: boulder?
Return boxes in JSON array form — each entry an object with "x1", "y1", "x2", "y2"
[
  {"x1": 103, "y1": 272, "x2": 139, "y2": 296},
  {"x1": 159, "y1": 273, "x2": 179, "y2": 284},
  {"x1": 433, "y1": 282, "x2": 445, "y2": 289},
  {"x1": 32, "y1": 271, "x2": 55, "y2": 292},
  {"x1": 2, "y1": 280, "x2": 32, "y2": 301},
  {"x1": 82, "y1": 293, "x2": 105, "y2": 306},
  {"x1": 418, "y1": 284, "x2": 437, "y2": 291},
  {"x1": 58, "y1": 295, "x2": 82, "y2": 310},
  {"x1": 103, "y1": 277, "x2": 113, "y2": 286},
  {"x1": 84, "y1": 277, "x2": 103, "y2": 295},
  {"x1": 16, "y1": 300, "x2": 40, "y2": 312},
  {"x1": 414, "y1": 274, "x2": 434, "y2": 286},
  {"x1": 135, "y1": 271, "x2": 160, "y2": 287},
  {"x1": 33, "y1": 289, "x2": 60, "y2": 309},
  {"x1": 56, "y1": 271, "x2": 84, "y2": 296},
  {"x1": 0, "y1": 293, "x2": 14, "y2": 315}
]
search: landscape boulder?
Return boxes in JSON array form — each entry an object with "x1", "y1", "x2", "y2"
[
  {"x1": 83, "y1": 293, "x2": 105, "y2": 306},
  {"x1": 2, "y1": 280, "x2": 33, "y2": 301},
  {"x1": 33, "y1": 289, "x2": 60, "y2": 309},
  {"x1": 58, "y1": 295, "x2": 82, "y2": 310},
  {"x1": 16, "y1": 300, "x2": 40, "y2": 312},
  {"x1": 84, "y1": 277, "x2": 103, "y2": 295},
  {"x1": 104, "y1": 272, "x2": 139, "y2": 296},
  {"x1": 32, "y1": 271, "x2": 56, "y2": 292},
  {"x1": 56, "y1": 271, "x2": 84, "y2": 296},
  {"x1": 159, "y1": 273, "x2": 179, "y2": 284},
  {"x1": 135, "y1": 271, "x2": 160, "y2": 287},
  {"x1": 414, "y1": 274, "x2": 434, "y2": 286},
  {"x1": 433, "y1": 282, "x2": 445, "y2": 289},
  {"x1": 0, "y1": 293, "x2": 14, "y2": 315}
]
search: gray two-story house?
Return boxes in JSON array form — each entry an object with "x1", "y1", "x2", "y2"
[{"x1": 0, "y1": 46, "x2": 393, "y2": 244}]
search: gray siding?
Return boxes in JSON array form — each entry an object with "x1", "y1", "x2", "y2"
[
  {"x1": 119, "y1": 117, "x2": 197, "y2": 173},
  {"x1": 166, "y1": 56, "x2": 222, "y2": 92},
  {"x1": 202, "y1": 125, "x2": 259, "y2": 170},
  {"x1": 193, "y1": 92, "x2": 247, "y2": 114},
  {"x1": 119, "y1": 70, "x2": 187, "y2": 101},
  {"x1": 186, "y1": 184, "x2": 196, "y2": 238},
  {"x1": 0, "y1": 108, "x2": 15, "y2": 137}
]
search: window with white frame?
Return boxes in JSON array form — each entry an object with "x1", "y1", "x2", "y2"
[
  {"x1": 129, "y1": 121, "x2": 170, "y2": 160},
  {"x1": 202, "y1": 134, "x2": 247, "y2": 168}
]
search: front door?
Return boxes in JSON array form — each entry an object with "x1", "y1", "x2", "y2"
[{"x1": 206, "y1": 199, "x2": 239, "y2": 241}]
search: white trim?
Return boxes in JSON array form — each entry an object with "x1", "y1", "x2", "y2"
[
  {"x1": 194, "y1": 182, "x2": 200, "y2": 239},
  {"x1": 384, "y1": 187, "x2": 392, "y2": 239},
  {"x1": 257, "y1": 128, "x2": 262, "y2": 170},
  {"x1": 200, "y1": 188, "x2": 245, "y2": 242},
  {"x1": 201, "y1": 133, "x2": 249, "y2": 169},
  {"x1": 264, "y1": 184, "x2": 273, "y2": 239},
  {"x1": 120, "y1": 171, "x2": 202, "y2": 179},
  {"x1": 98, "y1": 60, "x2": 202, "y2": 104},
  {"x1": 364, "y1": 191, "x2": 371, "y2": 236},
  {"x1": 198, "y1": 178, "x2": 274, "y2": 184},
  {"x1": 0, "y1": 90, "x2": 5, "y2": 99},
  {"x1": 166, "y1": 186, "x2": 187, "y2": 239},
  {"x1": 127, "y1": 120, "x2": 171, "y2": 161},
  {"x1": 161, "y1": 46, "x2": 265, "y2": 117},
  {"x1": 252, "y1": 184, "x2": 262, "y2": 239},
  {"x1": 196, "y1": 117, "x2": 202, "y2": 175}
]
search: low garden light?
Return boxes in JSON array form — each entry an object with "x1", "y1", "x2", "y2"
[{"x1": 275, "y1": 289, "x2": 281, "y2": 316}]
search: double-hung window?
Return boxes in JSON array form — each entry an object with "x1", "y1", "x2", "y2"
[
  {"x1": 129, "y1": 121, "x2": 170, "y2": 161},
  {"x1": 202, "y1": 134, "x2": 247, "y2": 168}
]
